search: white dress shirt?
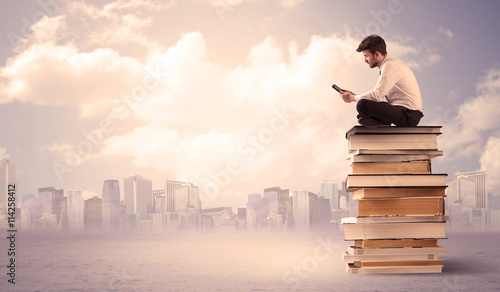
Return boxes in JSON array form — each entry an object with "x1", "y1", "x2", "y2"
[{"x1": 355, "y1": 55, "x2": 423, "y2": 112}]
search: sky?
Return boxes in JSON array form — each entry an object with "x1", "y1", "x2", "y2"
[{"x1": 1, "y1": 0, "x2": 500, "y2": 209}]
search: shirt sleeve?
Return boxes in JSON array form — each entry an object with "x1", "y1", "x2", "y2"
[{"x1": 357, "y1": 62, "x2": 400, "y2": 102}]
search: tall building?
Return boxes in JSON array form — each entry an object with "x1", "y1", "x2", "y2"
[
  {"x1": 165, "y1": 180, "x2": 193, "y2": 212},
  {"x1": 448, "y1": 170, "x2": 488, "y2": 209},
  {"x1": 67, "y1": 188, "x2": 84, "y2": 230},
  {"x1": 85, "y1": 196, "x2": 102, "y2": 231},
  {"x1": 0, "y1": 158, "x2": 16, "y2": 216},
  {"x1": 102, "y1": 180, "x2": 121, "y2": 231},
  {"x1": 292, "y1": 189, "x2": 318, "y2": 230},
  {"x1": 153, "y1": 189, "x2": 165, "y2": 214},
  {"x1": 38, "y1": 187, "x2": 64, "y2": 224},
  {"x1": 264, "y1": 187, "x2": 290, "y2": 221},
  {"x1": 124, "y1": 175, "x2": 153, "y2": 220},
  {"x1": 237, "y1": 207, "x2": 247, "y2": 229},
  {"x1": 22, "y1": 196, "x2": 45, "y2": 229},
  {"x1": 263, "y1": 190, "x2": 278, "y2": 215},
  {"x1": 175, "y1": 185, "x2": 201, "y2": 211},
  {"x1": 320, "y1": 180, "x2": 338, "y2": 210},
  {"x1": 292, "y1": 189, "x2": 308, "y2": 230},
  {"x1": 317, "y1": 196, "x2": 332, "y2": 228}
]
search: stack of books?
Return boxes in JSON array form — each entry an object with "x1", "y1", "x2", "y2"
[{"x1": 341, "y1": 126, "x2": 448, "y2": 274}]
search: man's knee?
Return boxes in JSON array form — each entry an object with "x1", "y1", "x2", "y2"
[{"x1": 356, "y1": 99, "x2": 371, "y2": 114}]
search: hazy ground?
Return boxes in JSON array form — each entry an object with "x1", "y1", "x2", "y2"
[{"x1": 1, "y1": 229, "x2": 500, "y2": 292}]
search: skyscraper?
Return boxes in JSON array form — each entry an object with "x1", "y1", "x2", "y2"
[
  {"x1": 0, "y1": 158, "x2": 16, "y2": 216},
  {"x1": 246, "y1": 193, "x2": 262, "y2": 228},
  {"x1": 263, "y1": 190, "x2": 278, "y2": 214},
  {"x1": 153, "y1": 189, "x2": 165, "y2": 214},
  {"x1": 175, "y1": 184, "x2": 201, "y2": 212},
  {"x1": 320, "y1": 180, "x2": 338, "y2": 210},
  {"x1": 263, "y1": 187, "x2": 290, "y2": 220},
  {"x1": 123, "y1": 175, "x2": 153, "y2": 220},
  {"x1": 85, "y1": 196, "x2": 102, "y2": 231},
  {"x1": 292, "y1": 189, "x2": 319, "y2": 230},
  {"x1": 102, "y1": 179, "x2": 121, "y2": 231},
  {"x1": 67, "y1": 188, "x2": 84, "y2": 230},
  {"x1": 165, "y1": 180, "x2": 193, "y2": 212},
  {"x1": 292, "y1": 189, "x2": 309, "y2": 230},
  {"x1": 448, "y1": 170, "x2": 488, "y2": 209},
  {"x1": 38, "y1": 187, "x2": 64, "y2": 224}
]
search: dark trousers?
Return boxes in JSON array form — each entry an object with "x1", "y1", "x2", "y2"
[{"x1": 356, "y1": 99, "x2": 423, "y2": 127}]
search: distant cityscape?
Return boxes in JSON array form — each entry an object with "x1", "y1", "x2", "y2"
[{"x1": 1, "y1": 158, "x2": 500, "y2": 233}]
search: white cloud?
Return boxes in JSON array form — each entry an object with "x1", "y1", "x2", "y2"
[
  {"x1": 1, "y1": 0, "x2": 439, "y2": 204},
  {"x1": 47, "y1": 142, "x2": 101, "y2": 168},
  {"x1": 440, "y1": 68, "x2": 500, "y2": 160},
  {"x1": 0, "y1": 0, "x2": 165, "y2": 111},
  {"x1": 0, "y1": 44, "x2": 144, "y2": 108},
  {"x1": 0, "y1": 147, "x2": 7, "y2": 159},
  {"x1": 439, "y1": 27, "x2": 454, "y2": 38},
  {"x1": 98, "y1": 32, "x2": 399, "y2": 202},
  {"x1": 480, "y1": 136, "x2": 500, "y2": 193},
  {"x1": 204, "y1": 0, "x2": 305, "y2": 8}
]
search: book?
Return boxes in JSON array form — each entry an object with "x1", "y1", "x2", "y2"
[
  {"x1": 349, "y1": 149, "x2": 444, "y2": 156},
  {"x1": 351, "y1": 161, "x2": 431, "y2": 174},
  {"x1": 346, "y1": 263, "x2": 443, "y2": 274},
  {"x1": 346, "y1": 126, "x2": 442, "y2": 138},
  {"x1": 353, "y1": 259, "x2": 443, "y2": 268},
  {"x1": 343, "y1": 222, "x2": 446, "y2": 240},
  {"x1": 343, "y1": 252, "x2": 440, "y2": 262},
  {"x1": 347, "y1": 246, "x2": 447, "y2": 255},
  {"x1": 347, "y1": 150, "x2": 443, "y2": 163},
  {"x1": 348, "y1": 134, "x2": 439, "y2": 151},
  {"x1": 357, "y1": 197, "x2": 444, "y2": 216},
  {"x1": 346, "y1": 174, "x2": 447, "y2": 191},
  {"x1": 342, "y1": 216, "x2": 449, "y2": 224},
  {"x1": 352, "y1": 187, "x2": 446, "y2": 200},
  {"x1": 354, "y1": 238, "x2": 439, "y2": 249}
]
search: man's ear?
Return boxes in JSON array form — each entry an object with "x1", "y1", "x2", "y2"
[{"x1": 374, "y1": 51, "x2": 380, "y2": 58}]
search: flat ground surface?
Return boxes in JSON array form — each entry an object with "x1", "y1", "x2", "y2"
[{"x1": 1, "y1": 229, "x2": 499, "y2": 292}]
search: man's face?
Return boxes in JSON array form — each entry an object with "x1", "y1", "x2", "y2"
[{"x1": 362, "y1": 50, "x2": 378, "y2": 68}]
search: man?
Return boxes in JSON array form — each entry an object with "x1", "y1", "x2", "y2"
[{"x1": 340, "y1": 35, "x2": 423, "y2": 127}]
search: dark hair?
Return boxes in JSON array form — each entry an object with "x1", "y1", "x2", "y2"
[{"x1": 356, "y1": 35, "x2": 387, "y2": 56}]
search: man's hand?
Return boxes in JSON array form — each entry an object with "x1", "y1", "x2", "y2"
[{"x1": 340, "y1": 90, "x2": 356, "y2": 103}]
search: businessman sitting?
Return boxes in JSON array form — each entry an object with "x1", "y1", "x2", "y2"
[{"x1": 340, "y1": 35, "x2": 423, "y2": 127}]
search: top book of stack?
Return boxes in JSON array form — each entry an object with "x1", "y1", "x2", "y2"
[{"x1": 346, "y1": 126, "x2": 442, "y2": 152}]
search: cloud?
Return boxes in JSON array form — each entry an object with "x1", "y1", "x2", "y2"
[
  {"x1": 0, "y1": 2, "x2": 157, "y2": 113},
  {"x1": 0, "y1": 147, "x2": 7, "y2": 159},
  {"x1": 102, "y1": 31, "x2": 481, "y2": 205},
  {"x1": 1, "y1": 0, "x2": 440, "y2": 204},
  {"x1": 439, "y1": 27, "x2": 454, "y2": 38},
  {"x1": 99, "y1": 32, "x2": 425, "y2": 203},
  {"x1": 480, "y1": 136, "x2": 500, "y2": 193},
  {"x1": 0, "y1": 43, "x2": 144, "y2": 107},
  {"x1": 204, "y1": 0, "x2": 305, "y2": 9},
  {"x1": 440, "y1": 68, "x2": 500, "y2": 160}
]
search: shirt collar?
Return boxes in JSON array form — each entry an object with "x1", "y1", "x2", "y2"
[{"x1": 380, "y1": 54, "x2": 390, "y2": 69}]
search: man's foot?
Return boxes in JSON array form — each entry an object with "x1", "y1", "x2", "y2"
[{"x1": 358, "y1": 117, "x2": 391, "y2": 128}]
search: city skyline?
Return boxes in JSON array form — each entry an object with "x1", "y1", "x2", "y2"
[{"x1": 1, "y1": 1, "x2": 500, "y2": 209}]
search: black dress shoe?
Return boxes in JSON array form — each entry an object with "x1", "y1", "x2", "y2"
[{"x1": 358, "y1": 117, "x2": 391, "y2": 128}]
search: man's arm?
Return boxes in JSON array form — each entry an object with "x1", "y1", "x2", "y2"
[
  {"x1": 357, "y1": 62, "x2": 400, "y2": 102},
  {"x1": 340, "y1": 90, "x2": 356, "y2": 103}
]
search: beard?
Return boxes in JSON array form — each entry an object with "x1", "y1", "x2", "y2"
[{"x1": 369, "y1": 59, "x2": 379, "y2": 68}]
